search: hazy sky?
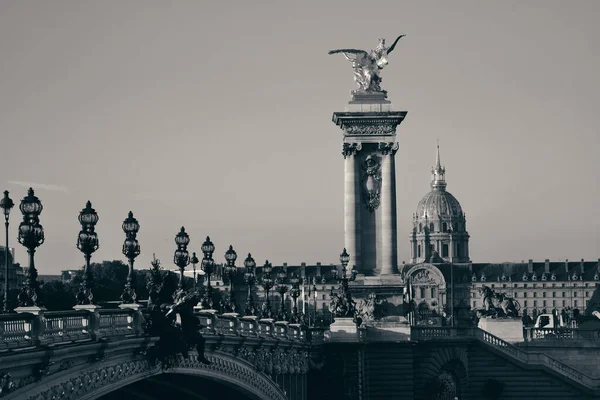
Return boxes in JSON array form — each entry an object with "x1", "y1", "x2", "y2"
[{"x1": 0, "y1": 1, "x2": 598, "y2": 274}]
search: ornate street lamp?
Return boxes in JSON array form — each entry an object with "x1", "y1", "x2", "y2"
[
  {"x1": 75, "y1": 201, "x2": 99, "y2": 305},
  {"x1": 0, "y1": 191, "x2": 14, "y2": 312},
  {"x1": 200, "y1": 236, "x2": 215, "y2": 309},
  {"x1": 223, "y1": 245, "x2": 238, "y2": 313},
  {"x1": 260, "y1": 260, "x2": 274, "y2": 319},
  {"x1": 147, "y1": 254, "x2": 163, "y2": 308},
  {"x1": 190, "y1": 252, "x2": 199, "y2": 291},
  {"x1": 275, "y1": 268, "x2": 289, "y2": 321},
  {"x1": 173, "y1": 227, "x2": 190, "y2": 301},
  {"x1": 329, "y1": 248, "x2": 358, "y2": 319},
  {"x1": 243, "y1": 253, "x2": 256, "y2": 316},
  {"x1": 121, "y1": 211, "x2": 141, "y2": 304},
  {"x1": 16, "y1": 188, "x2": 44, "y2": 308},
  {"x1": 289, "y1": 273, "x2": 301, "y2": 324}
]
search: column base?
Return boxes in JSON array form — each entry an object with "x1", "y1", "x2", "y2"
[
  {"x1": 119, "y1": 303, "x2": 142, "y2": 311},
  {"x1": 14, "y1": 306, "x2": 46, "y2": 315}
]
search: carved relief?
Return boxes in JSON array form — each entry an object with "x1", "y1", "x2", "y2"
[
  {"x1": 342, "y1": 142, "x2": 362, "y2": 159},
  {"x1": 361, "y1": 154, "x2": 381, "y2": 212},
  {"x1": 343, "y1": 123, "x2": 397, "y2": 136},
  {"x1": 378, "y1": 142, "x2": 399, "y2": 156},
  {"x1": 412, "y1": 269, "x2": 437, "y2": 285}
]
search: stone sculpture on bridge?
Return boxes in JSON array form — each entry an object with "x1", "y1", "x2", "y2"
[
  {"x1": 146, "y1": 290, "x2": 211, "y2": 368},
  {"x1": 478, "y1": 285, "x2": 521, "y2": 318},
  {"x1": 328, "y1": 35, "x2": 406, "y2": 95}
]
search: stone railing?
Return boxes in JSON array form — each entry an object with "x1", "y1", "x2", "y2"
[
  {"x1": 411, "y1": 326, "x2": 600, "y2": 390},
  {"x1": 523, "y1": 327, "x2": 600, "y2": 342},
  {"x1": 0, "y1": 308, "x2": 310, "y2": 352},
  {"x1": 475, "y1": 328, "x2": 600, "y2": 390}
]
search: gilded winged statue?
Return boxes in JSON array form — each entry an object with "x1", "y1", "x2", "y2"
[{"x1": 328, "y1": 35, "x2": 405, "y2": 95}]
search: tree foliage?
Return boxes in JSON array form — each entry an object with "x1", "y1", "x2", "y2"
[{"x1": 38, "y1": 260, "x2": 193, "y2": 310}]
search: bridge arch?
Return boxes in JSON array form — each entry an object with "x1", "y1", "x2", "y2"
[{"x1": 5, "y1": 351, "x2": 287, "y2": 400}]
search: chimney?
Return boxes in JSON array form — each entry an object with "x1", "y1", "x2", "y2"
[
  {"x1": 301, "y1": 262, "x2": 306, "y2": 267},
  {"x1": 316, "y1": 264, "x2": 322, "y2": 276},
  {"x1": 581, "y1": 259, "x2": 585, "y2": 274},
  {"x1": 544, "y1": 259, "x2": 550, "y2": 274},
  {"x1": 527, "y1": 259, "x2": 533, "y2": 274},
  {"x1": 316, "y1": 262, "x2": 321, "y2": 266},
  {"x1": 564, "y1": 259, "x2": 569, "y2": 273},
  {"x1": 283, "y1": 262, "x2": 288, "y2": 268},
  {"x1": 300, "y1": 263, "x2": 306, "y2": 278}
]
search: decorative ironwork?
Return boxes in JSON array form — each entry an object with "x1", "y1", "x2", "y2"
[
  {"x1": 275, "y1": 268, "x2": 289, "y2": 321},
  {"x1": 173, "y1": 227, "x2": 190, "y2": 302},
  {"x1": 260, "y1": 260, "x2": 274, "y2": 319},
  {"x1": 288, "y1": 273, "x2": 301, "y2": 324},
  {"x1": 243, "y1": 253, "x2": 256, "y2": 316},
  {"x1": 0, "y1": 191, "x2": 14, "y2": 313},
  {"x1": 146, "y1": 254, "x2": 164, "y2": 309},
  {"x1": 120, "y1": 211, "x2": 140, "y2": 304},
  {"x1": 75, "y1": 201, "x2": 100, "y2": 305},
  {"x1": 16, "y1": 188, "x2": 44, "y2": 308},
  {"x1": 329, "y1": 248, "x2": 358, "y2": 319},
  {"x1": 223, "y1": 245, "x2": 238, "y2": 313},
  {"x1": 200, "y1": 236, "x2": 215, "y2": 309}
]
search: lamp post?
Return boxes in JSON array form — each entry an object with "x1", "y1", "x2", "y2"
[
  {"x1": 223, "y1": 245, "x2": 238, "y2": 313},
  {"x1": 330, "y1": 248, "x2": 358, "y2": 319},
  {"x1": 75, "y1": 201, "x2": 99, "y2": 306},
  {"x1": 313, "y1": 277, "x2": 318, "y2": 326},
  {"x1": 121, "y1": 211, "x2": 140, "y2": 304},
  {"x1": 0, "y1": 191, "x2": 14, "y2": 313},
  {"x1": 190, "y1": 252, "x2": 199, "y2": 291},
  {"x1": 243, "y1": 253, "x2": 256, "y2": 316},
  {"x1": 16, "y1": 188, "x2": 44, "y2": 310},
  {"x1": 200, "y1": 236, "x2": 215, "y2": 309},
  {"x1": 275, "y1": 268, "x2": 289, "y2": 321},
  {"x1": 173, "y1": 227, "x2": 190, "y2": 301},
  {"x1": 260, "y1": 260, "x2": 274, "y2": 319},
  {"x1": 289, "y1": 273, "x2": 301, "y2": 324}
]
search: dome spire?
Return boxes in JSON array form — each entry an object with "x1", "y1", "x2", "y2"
[{"x1": 431, "y1": 140, "x2": 446, "y2": 190}]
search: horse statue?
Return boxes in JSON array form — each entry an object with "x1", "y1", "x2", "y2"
[
  {"x1": 328, "y1": 35, "x2": 406, "y2": 95},
  {"x1": 357, "y1": 293, "x2": 382, "y2": 322},
  {"x1": 494, "y1": 292, "x2": 521, "y2": 318}
]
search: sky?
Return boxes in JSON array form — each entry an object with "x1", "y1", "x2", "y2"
[{"x1": 0, "y1": 0, "x2": 598, "y2": 274}]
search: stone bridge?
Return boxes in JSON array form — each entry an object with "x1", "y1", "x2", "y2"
[
  {"x1": 2, "y1": 309, "x2": 600, "y2": 400},
  {"x1": 0, "y1": 309, "x2": 313, "y2": 400}
]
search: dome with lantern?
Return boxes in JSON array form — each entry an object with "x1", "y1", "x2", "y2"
[{"x1": 409, "y1": 144, "x2": 470, "y2": 264}]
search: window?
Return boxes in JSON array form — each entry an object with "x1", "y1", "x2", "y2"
[
  {"x1": 420, "y1": 288, "x2": 426, "y2": 298},
  {"x1": 431, "y1": 288, "x2": 436, "y2": 298},
  {"x1": 472, "y1": 301, "x2": 476, "y2": 308},
  {"x1": 418, "y1": 245, "x2": 421, "y2": 258},
  {"x1": 524, "y1": 284, "x2": 528, "y2": 288},
  {"x1": 586, "y1": 291, "x2": 589, "y2": 297},
  {"x1": 543, "y1": 300, "x2": 547, "y2": 307},
  {"x1": 430, "y1": 223, "x2": 434, "y2": 232},
  {"x1": 503, "y1": 284, "x2": 507, "y2": 288},
  {"x1": 543, "y1": 284, "x2": 546, "y2": 288},
  {"x1": 552, "y1": 300, "x2": 556, "y2": 307},
  {"x1": 561, "y1": 283, "x2": 565, "y2": 288},
  {"x1": 533, "y1": 284, "x2": 537, "y2": 288},
  {"x1": 552, "y1": 292, "x2": 556, "y2": 298},
  {"x1": 491, "y1": 284, "x2": 495, "y2": 288},
  {"x1": 442, "y1": 243, "x2": 449, "y2": 257},
  {"x1": 574, "y1": 300, "x2": 578, "y2": 307},
  {"x1": 533, "y1": 292, "x2": 537, "y2": 298},
  {"x1": 524, "y1": 301, "x2": 528, "y2": 307},
  {"x1": 514, "y1": 293, "x2": 518, "y2": 298},
  {"x1": 419, "y1": 223, "x2": 422, "y2": 232},
  {"x1": 471, "y1": 292, "x2": 475, "y2": 298},
  {"x1": 514, "y1": 284, "x2": 518, "y2": 288},
  {"x1": 542, "y1": 292, "x2": 546, "y2": 298},
  {"x1": 562, "y1": 300, "x2": 566, "y2": 306},
  {"x1": 534, "y1": 300, "x2": 538, "y2": 307},
  {"x1": 562, "y1": 292, "x2": 566, "y2": 297},
  {"x1": 442, "y1": 222, "x2": 448, "y2": 232},
  {"x1": 523, "y1": 292, "x2": 528, "y2": 298},
  {"x1": 322, "y1": 303, "x2": 327, "y2": 310},
  {"x1": 574, "y1": 292, "x2": 578, "y2": 297}
]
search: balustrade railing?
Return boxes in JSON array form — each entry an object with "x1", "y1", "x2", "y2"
[
  {"x1": 411, "y1": 326, "x2": 600, "y2": 389},
  {"x1": 0, "y1": 308, "x2": 308, "y2": 352},
  {"x1": 523, "y1": 327, "x2": 600, "y2": 342}
]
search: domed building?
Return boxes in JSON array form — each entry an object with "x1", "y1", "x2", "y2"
[{"x1": 409, "y1": 144, "x2": 470, "y2": 264}]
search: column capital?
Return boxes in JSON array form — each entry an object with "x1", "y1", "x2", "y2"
[
  {"x1": 378, "y1": 142, "x2": 399, "y2": 156},
  {"x1": 342, "y1": 142, "x2": 363, "y2": 159}
]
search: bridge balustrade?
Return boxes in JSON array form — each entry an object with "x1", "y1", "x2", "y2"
[
  {"x1": 523, "y1": 327, "x2": 600, "y2": 342},
  {"x1": 0, "y1": 312, "x2": 35, "y2": 349}
]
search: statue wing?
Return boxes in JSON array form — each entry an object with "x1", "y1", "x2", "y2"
[
  {"x1": 328, "y1": 49, "x2": 368, "y2": 56},
  {"x1": 386, "y1": 35, "x2": 406, "y2": 54}
]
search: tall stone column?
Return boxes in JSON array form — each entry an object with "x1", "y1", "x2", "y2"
[
  {"x1": 343, "y1": 142, "x2": 362, "y2": 270},
  {"x1": 378, "y1": 142, "x2": 399, "y2": 274}
]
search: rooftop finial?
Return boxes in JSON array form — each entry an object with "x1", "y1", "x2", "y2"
[{"x1": 431, "y1": 141, "x2": 446, "y2": 190}]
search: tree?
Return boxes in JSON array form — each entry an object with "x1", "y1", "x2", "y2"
[
  {"x1": 586, "y1": 285, "x2": 600, "y2": 316},
  {"x1": 39, "y1": 280, "x2": 76, "y2": 311}
]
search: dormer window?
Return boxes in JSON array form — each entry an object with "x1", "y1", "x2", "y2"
[
  {"x1": 501, "y1": 274, "x2": 507, "y2": 282},
  {"x1": 522, "y1": 274, "x2": 528, "y2": 281},
  {"x1": 481, "y1": 274, "x2": 487, "y2": 282},
  {"x1": 472, "y1": 274, "x2": 477, "y2": 282},
  {"x1": 532, "y1": 274, "x2": 537, "y2": 281},
  {"x1": 551, "y1": 273, "x2": 556, "y2": 281},
  {"x1": 594, "y1": 274, "x2": 599, "y2": 281},
  {"x1": 541, "y1": 274, "x2": 547, "y2": 281}
]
